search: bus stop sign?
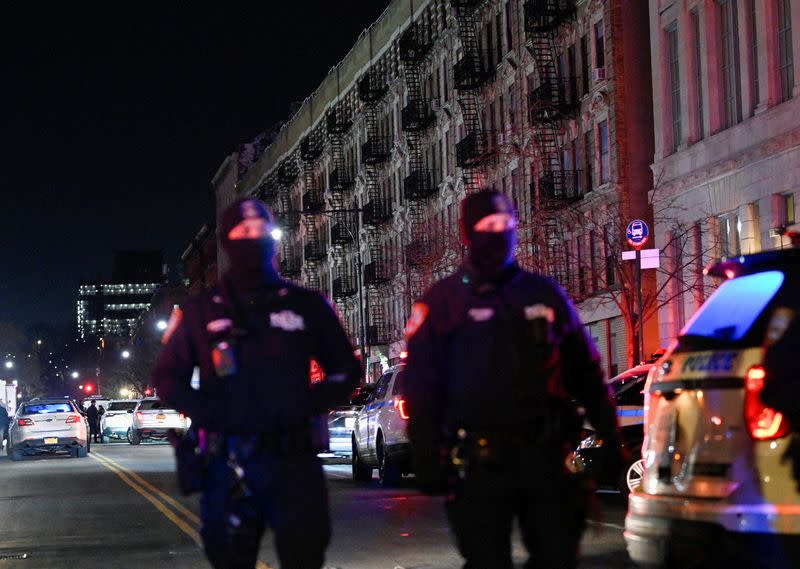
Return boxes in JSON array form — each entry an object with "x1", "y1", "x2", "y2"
[{"x1": 626, "y1": 219, "x2": 649, "y2": 249}]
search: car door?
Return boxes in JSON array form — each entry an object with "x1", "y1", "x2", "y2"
[{"x1": 365, "y1": 372, "x2": 392, "y2": 461}]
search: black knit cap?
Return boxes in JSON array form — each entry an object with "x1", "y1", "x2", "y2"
[
  {"x1": 460, "y1": 190, "x2": 514, "y2": 235},
  {"x1": 219, "y1": 198, "x2": 274, "y2": 243}
]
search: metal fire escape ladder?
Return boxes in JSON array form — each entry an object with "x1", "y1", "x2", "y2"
[
  {"x1": 524, "y1": 0, "x2": 578, "y2": 291},
  {"x1": 358, "y1": 67, "x2": 392, "y2": 346},
  {"x1": 452, "y1": 0, "x2": 490, "y2": 194}
]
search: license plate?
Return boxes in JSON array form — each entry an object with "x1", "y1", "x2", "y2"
[
  {"x1": 156, "y1": 414, "x2": 166, "y2": 420},
  {"x1": 44, "y1": 437, "x2": 58, "y2": 445}
]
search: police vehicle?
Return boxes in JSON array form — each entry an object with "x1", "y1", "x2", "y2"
[
  {"x1": 100, "y1": 399, "x2": 138, "y2": 442},
  {"x1": 351, "y1": 365, "x2": 410, "y2": 486},
  {"x1": 128, "y1": 397, "x2": 187, "y2": 445},
  {"x1": 327, "y1": 384, "x2": 375, "y2": 457},
  {"x1": 7, "y1": 398, "x2": 89, "y2": 460},
  {"x1": 573, "y1": 359, "x2": 656, "y2": 494},
  {"x1": 625, "y1": 248, "x2": 800, "y2": 568}
]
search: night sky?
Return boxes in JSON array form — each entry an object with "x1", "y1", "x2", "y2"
[{"x1": 0, "y1": 2, "x2": 390, "y2": 332}]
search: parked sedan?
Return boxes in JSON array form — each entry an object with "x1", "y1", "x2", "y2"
[
  {"x1": 327, "y1": 384, "x2": 376, "y2": 457},
  {"x1": 128, "y1": 398, "x2": 187, "y2": 445},
  {"x1": 100, "y1": 399, "x2": 139, "y2": 442},
  {"x1": 7, "y1": 398, "x2": 89, "y2": 460}
]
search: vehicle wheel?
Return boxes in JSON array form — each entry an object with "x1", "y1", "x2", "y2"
[
  {"x1": 10, "y1": 449, "x2": 23, "y2": 462},
  {"x1": 377, "y1": 434, "x2": 401, "y2": 487},
  {"x1": 129, "y1": 429, "x2": 141, "y2": 445},
  {"x1": 352, "y1": 439, "x2": 373, "y2": 484},
  {"x1": 621, "y1": 456, "x2": 645, "y2": 496}
]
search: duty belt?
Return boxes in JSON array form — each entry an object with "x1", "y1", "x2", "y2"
[{"x1": 205, "y1": 427, "x2": 315, "y2": 459}]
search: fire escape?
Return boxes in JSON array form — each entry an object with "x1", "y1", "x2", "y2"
[
  {"x1": 524, "y1": 0, "x2": 580, "y2": 289},
  {"x1": 452, "y1": 0, "x2": 495, "y2": 194},
  {"x1": 272, "y1": 162, "x2": 303, "y2": 280},
  {"x1": 299, "y1": 131, "x2": 326, "y2": 291},
  {"x1": 358, "y1": 66, "x2": 393, "y2": 347},
  {"x1": 400, "y1": 19, "x2": 438, "y2": 302},
  {"x1": 326, "y1": 103, "x2": 359, "y2": 310}
]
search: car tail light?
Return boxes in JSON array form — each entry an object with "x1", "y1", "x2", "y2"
[
  {"x1": 136, "y1": 412, "x2": 144, "y2": 421},
  {"x1": 18, "y1": 418, "x2": 33, "y2": 426},
  {"x1": 744, "y1": 365, "x2": 789, "y2": 440},
  {"x1": 179, "y1": 413, "x2": 186, "y2": 421},
  {"x1": 394, "y1": 398, "x2": 410, "y2": 420},
  {"x1": 65, "y1": 415, "x2": 81, "y2": 424}
]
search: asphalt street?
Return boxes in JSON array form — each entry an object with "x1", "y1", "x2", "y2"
[{"x1": 0, "y1": 442, "x2": 635, "y2": 569}]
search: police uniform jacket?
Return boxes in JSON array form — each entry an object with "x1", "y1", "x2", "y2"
[
  {"x1": 404, "y1": 264, "x2": 618, "y2": 464},
  {"x1": 151, "y1": 279, "x2": 360, "y2": 435}
]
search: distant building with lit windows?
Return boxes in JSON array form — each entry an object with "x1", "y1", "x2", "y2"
[{"x1": 76, "y1": 250, "x2": 165, "y2": 340}]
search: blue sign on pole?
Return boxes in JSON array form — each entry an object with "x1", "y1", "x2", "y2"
[{"x1": 626, "y1": 219, "x2": 649, "y2": 249}]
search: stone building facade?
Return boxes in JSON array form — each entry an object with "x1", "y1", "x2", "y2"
[
  {"x1": 649, "y1": 0, "x2": 800, "y2": 347},
  {"x1": 231, "y1": 0, "x2": 655, "y2": 380}
]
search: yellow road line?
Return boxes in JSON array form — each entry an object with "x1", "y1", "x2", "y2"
[
  {"x1": 91, "y1": 451, "x2": 274, "y2": 569},
  {"x1": 93, "y1": 451, "x2": 200, "y2": 525},
  {"x1": 89, "y1": 453, "x2": 203, "y2": 546}
]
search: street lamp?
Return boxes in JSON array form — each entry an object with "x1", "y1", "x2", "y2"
[
  {"x1": 71, "y1": 371, "x2": 79, "y2": 379},
  {"x1": 4, "y1": 361, "x2": 13, "y2": 370},
  {"x1": 121, "y1": 350, "x2": 131, "y2": 360},
  {"x1": 156, "y1": 319, "x2": 168, "y2": 331},
  {"x1": 119, "y1": 388, "x2": 130, "y2": 397}
]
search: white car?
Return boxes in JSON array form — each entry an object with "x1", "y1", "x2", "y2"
[
  {"x1": 128, "y1": 398, "x2": 187, "y2": 445},
  {"x1": 351, "y1": 365, "x2": 410, "y2": 486},
  {"x1": 100, "y1": 399, "x2": 138, "y2": 442},
  {"x1": 7, "y1": 398, "x2": 89, "y2": 460}
]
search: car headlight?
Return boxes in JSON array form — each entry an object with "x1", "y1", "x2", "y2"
[{"x1": 344, "y1": 417, "x2": 356, "y2": 429}]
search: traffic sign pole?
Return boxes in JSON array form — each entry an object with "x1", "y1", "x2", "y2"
[{"x1": 626, "y1": 220, "x2": 650, "y2": 364}]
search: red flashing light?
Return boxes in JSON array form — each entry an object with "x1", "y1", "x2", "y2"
[
  {"x1": 724, "y1": 269, "x2": 737, "y2": 280},
  {"x1": 744, "y1": 366, "x2": 789, "y2": 441},
  {"x1": 18, "y1": 418, "x2": 33, "y2": 426},
  {"x1": 65, "y1": 415, "x2": 81, "y2": 424},
  {"x1": 144, "y1": 388, "x2": 152, "y2": 396},
  {"x1": 84, "y1": 384, "x2": 94, "y2": 393},
  {"x1": 136, "y1": 412, "x2": 144, "y2": 421},
  {"x1": 394, "y1": 398, "x2": 410, "y2": 420},
  {"x1": 399, "y1": 351, "x2": 408, "y2": 360}
]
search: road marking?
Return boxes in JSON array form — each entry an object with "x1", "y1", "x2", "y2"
[
  {"x1": 89, "y1": 453, "x2": 202, "y2": 546},
  {"x1": 93, "y1": 451, "x2": 200, "y2": 525},
  {"x1": 91, "y1": 451, "x2": 274, "y2": 569},
  {"x1": 588, "y1": 519, "x2": 625, "y2": 531}
]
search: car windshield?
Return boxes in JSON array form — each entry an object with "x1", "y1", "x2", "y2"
[
  {"x1": 138, "y1": 400, "x2": 168, "y2": 410},
  {"x1": 21, "y1": 402, "x2": 73, "y2": 415},
  {"x1": 680, "y1": 270, "x2": 785, "y2": 343},
  {"x1": 108, "y1": 401, "x2": 137, "y2": 411}
]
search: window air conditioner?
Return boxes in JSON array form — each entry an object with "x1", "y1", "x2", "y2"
[
  {"x1": 769, "y1": 226, "x2": 786, "y2": 238},
  {"x1": 431, "y1": 98, "x2": 442, "y2": 112},
  {"x1": 592, "y1": 67, "x2": 607, "y2": 82}
]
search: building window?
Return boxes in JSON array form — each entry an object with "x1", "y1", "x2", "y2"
[
  {"x1": 719, "y1": 0, "x2": 742, "y2": 128},
  {"x1": 508, "y1": 85, "x2": 517, "y2": 130},
  {"x1": 486, "y1": 22, "x2": 495, "y2": 68},
  {"x1": 599, "y1": 120, "x2": 610, "y2": 183},
  {"x1": 666, "y1": 22, "x2": 681, "y2": 152},
  {"x1": 595, "y1": 20, "x2": 605, "y2": 69},
  {"x1": 717, "y1": 212, "x2": 741, "y2": 258},
  {"x1": 604, "y1": 222, "x2": 616, "y2": 288},
  {"x1": 580, "y1": 35, "x2": 590, "y2": 95},
  {"x1": 748, "y1": 0, "x2": 759, "y2": 111},
  {"x1": 584, "y1": 130, "x2": 594, "y2": 192},
  {"x1": 505, "y1": 1, "x2": 514, "y2": 52},
  {"x1": 778, "y1": 0, "x2": 794, "y2": 102},
  {"x1": 691, "y1": 9, "x2": 705, "y2": 139},
  {"x1": 496, "y1": 12, "x2": 503, "y2": 60}
]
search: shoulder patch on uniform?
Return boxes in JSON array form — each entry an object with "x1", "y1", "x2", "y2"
[
  {"x1": 524, "y1": 304, "x2": 555, "y2": 322},
  {"x1": 162, "y1": 308, "x2": 183, "y2": 345},
  {"x1": 270, "y1": 310, "x2": 305, "y2": 331},
  {"x1": 405, "y1": 302, "x2": 429, "y2": 340},
  {"x1": 206, "y1": 318, "x2": 233, "y2": 334}
]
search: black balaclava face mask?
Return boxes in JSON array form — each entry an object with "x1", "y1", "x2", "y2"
[
  {"x1": 220, "y1": 198, "x2": 280, "y2": 287},
  {"x1": 461, "y1": 190, "x2": 518, "y2": 282}
]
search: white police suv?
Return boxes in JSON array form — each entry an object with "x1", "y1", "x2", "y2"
[{"x1": 351, "y1": 365, "x2": 410, "y2": 486}]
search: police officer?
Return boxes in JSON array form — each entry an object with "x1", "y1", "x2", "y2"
[
  {"x1": 403, "y1": 190, "x2": 623, "y2": 569},
  {"x1": 86, "y1": 400, "x2": 101, "y2": 443},
  {"x1": 151, "y1": 198, "x2": 360, "y2": 569}
]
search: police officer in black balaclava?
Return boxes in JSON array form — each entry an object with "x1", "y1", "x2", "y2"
[
  {"x1": 152, "y1": 198, "x2": 360, "y2": 569},
  {"x1": 403, "y1": 189, "x2": 623, "y2": 569}
]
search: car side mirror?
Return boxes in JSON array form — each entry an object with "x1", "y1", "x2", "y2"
[{"x1": 127, "y1": 410, "x2": 134, "y2": 414}]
